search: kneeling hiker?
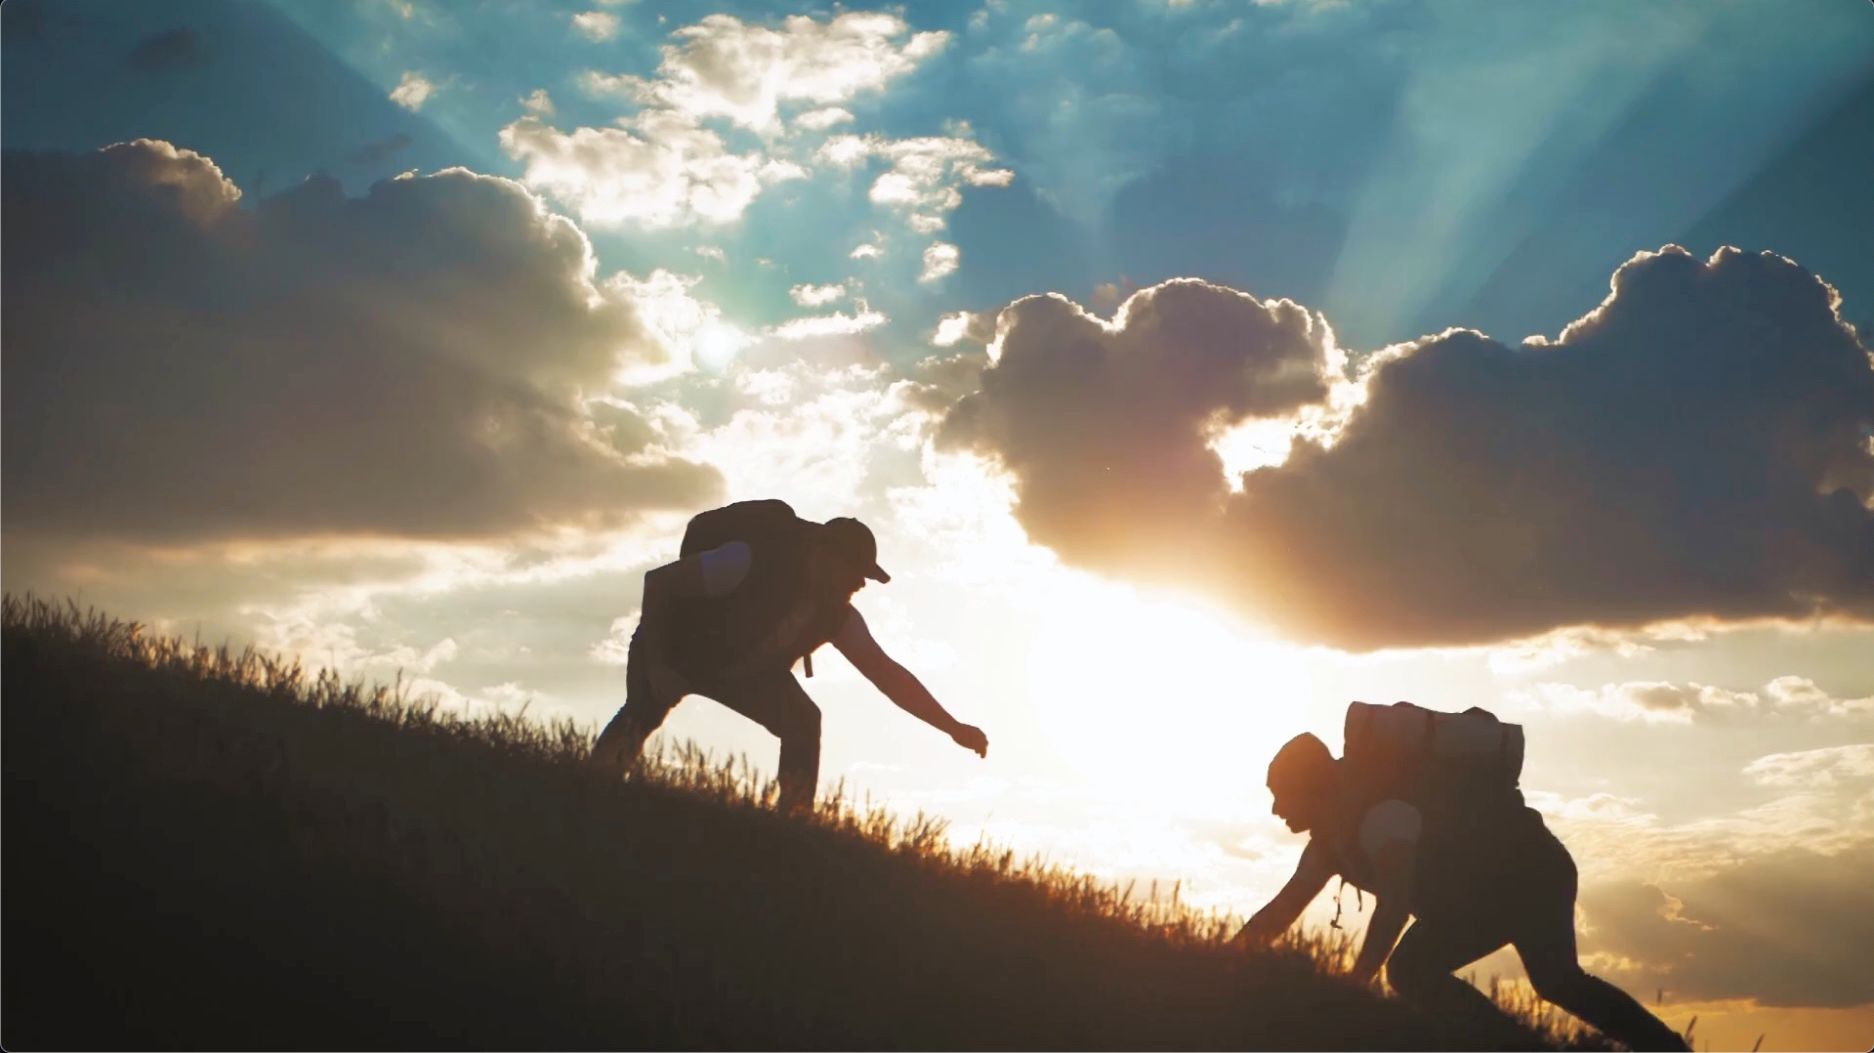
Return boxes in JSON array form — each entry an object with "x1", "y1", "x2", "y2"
[
  {"x1": 1233, "y1": 703, "x2": 1685, "y2": 1052},
  {"x1": 590, "y1": 500, "x2": 988, "y2": 811}
]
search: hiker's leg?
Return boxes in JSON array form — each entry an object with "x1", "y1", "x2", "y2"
[
  {"x1": 1514, "y1": 845, "x2": 1687, "y2": 1052},
  {"x1": 1386, "y1": 918, "x2": 1514, "y2": 1026},
  {"x1": 712, "y1": 670, "x2": 822, "y2": 812},
  {"x1": 590, "y1": 630, "x2": 683, "y2": 775}
]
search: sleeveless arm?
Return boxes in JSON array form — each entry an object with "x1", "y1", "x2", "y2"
[
  {"x1": 1233, "y1": 840, "x2": 1334, "y2": 947},
  {"x1": 832, "y1": 609, "x2": 987, "y2": 756}
]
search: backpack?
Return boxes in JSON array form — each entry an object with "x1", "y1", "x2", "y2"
[
  {"x1": 1327, "y1": 702, "x2": 1527, "y2": 914},
  {"x1": 1340, "y1": 701, "x2": 1524, "y2": 811},
  {"x1": 680, "y1": 499, "x2": 806, "y2": 560},
  {"x1": 670, "y1": 500, "x2": 846, "y2": 678}
]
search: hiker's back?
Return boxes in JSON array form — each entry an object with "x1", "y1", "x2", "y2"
[
  {"x1": 1335, "y1": 701, "x2": 1554, "y2": 912},
  {"x1": 680, "y1": 499, "x2": 804, "y2": 560},
  {"x1": 669, "y1": 499, "x2": 846, "y2": 677},
  {"x1": 1342, "y1": 700, "x2": 1525, "y2": 815}
]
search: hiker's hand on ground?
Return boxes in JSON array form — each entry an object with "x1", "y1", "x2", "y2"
[{"x1": 950, "y1": 723, "x2": 988, "y2": 757}]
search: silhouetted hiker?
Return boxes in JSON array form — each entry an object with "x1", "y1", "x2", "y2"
[
  {"x1": 1232, "y1": 703, "x2": 1687, "y2": 1052},
  {"x1": 589, "y1": 499, "x2": 988, "y2": 812}
]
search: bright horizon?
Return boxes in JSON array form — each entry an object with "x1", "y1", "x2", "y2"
[{"x1": 5, "y1": 2, "x2": 1873, "y2": 1049}]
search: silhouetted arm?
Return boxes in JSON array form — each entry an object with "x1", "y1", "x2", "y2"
[
  {"x1": 1233, "y1": 841, "x2": 1334, "y2": 947},
  {"x1": 1349, "y1": 839, "x2": 1414, "y2": 984},
  {"x1": 832, "y1": 609, "x2": 987, "y2": 757}
]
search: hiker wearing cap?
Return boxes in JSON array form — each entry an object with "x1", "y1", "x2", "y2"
[
  {"x1": 590, "y1": 499, "x2": 988, "y2": 812},
  {"x1": 1231, "y1": 706, "x2": 1686, "y2": 1052}
]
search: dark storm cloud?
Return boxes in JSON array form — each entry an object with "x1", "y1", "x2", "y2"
[
  {"x1": 344, "y1": 132, "x2": 414, "y2": 166},
  {"x1": 1, "y1": 140, "x2": 717, "y2": 545},
  {"x1": 942, "y1": 248, "x2": 1874, "y2": 649},
  {"x1": 126, "y1": 27, "x2": 205, "y2": 72},
  {"x1": 1580, "y1": 842, "x2": 1874, "y2": 1008},
  {"x1": 940, "y1": 280, "x2": 1335, "y2": 582}
]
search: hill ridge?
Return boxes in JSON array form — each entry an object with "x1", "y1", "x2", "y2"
[{"x1": 1, "y1": 596, "x2": 1590, "y2": 1050}]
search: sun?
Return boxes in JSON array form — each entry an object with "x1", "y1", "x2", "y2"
[{"x1": 1024, "y1": 573, "x2": 1315, "y2": 815}]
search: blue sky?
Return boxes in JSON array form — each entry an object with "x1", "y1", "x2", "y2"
[
  {"x1": 6, "y1": 4, "x2": 1874, "y2": 1048},
  {"x1": 9, "y1": 0, "x2": 1871, "y2": 353}
]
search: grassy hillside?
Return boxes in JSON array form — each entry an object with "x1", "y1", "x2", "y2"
[{"x1": 2, "y1": 596, "x2": 1602, "y2": 1050}]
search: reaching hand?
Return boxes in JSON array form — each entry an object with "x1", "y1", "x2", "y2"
[{"x1": 951, "y1": 723, "x2": 988, "y2": 757}]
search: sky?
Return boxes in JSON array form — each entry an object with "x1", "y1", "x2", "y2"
[{"x1": 4, "y1": 1, "x2": 1873, "y2": 1047}]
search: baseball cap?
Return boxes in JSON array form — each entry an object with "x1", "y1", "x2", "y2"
[{"x1": 822, "y1": 517, "x2": 891, "y2": 583}]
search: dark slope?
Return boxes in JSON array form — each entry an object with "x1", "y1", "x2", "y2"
[{"x1": 2, "y1": 599, "x2": 1584, "y2": 1050}]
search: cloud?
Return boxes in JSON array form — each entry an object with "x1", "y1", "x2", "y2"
[
  {"x1": 1762, "y1": 675, "x2": 1874, "y2": 717},
  {"x1": 1, "y1": 140, "x2": 718, "y2": 546},
  {"x1": 518, "y1": 88, "x2": 556, "y2": 116},
  {"x1": 1517, "y1": 677, "x2": 1874, "y2": 725},
  {"x1": 344, "y1": 132, "x2": 414, "y2": 165},
  {"x1": 794, "y1": 107, "x2": 854, "y2": 131},
  {"x1": 940, "y1": 247, "x2": 1874, "y2": 649},
  {"x1": 643, "y1": 362, "x2": 926, "y2": 515},
  {"x1": 608, "y1": 12, "x2": 948, "y2": 133},
  {"x1": 1483, "y1": 622, "x2": 1699, "y2": 675},
  {"x1": 1744, "y1": 743, "x2": 1874, "y2": 788},
  {"x1": 932, "y1": 310, "x2": 997, "y2": 348},
  {"x1": 571, "y1": 11, "x2": 619, "y2": 41},
  {"x1": 900, "y1": 352, "x2": 990, "y2": 418},
  {"x1": 1578, "y1": 842, "x2": 1874, "y2": 1008},
  {"x1": 604, "y1": 268, "x2": 752, "y2": 375},
  {"x1": 919, "y1": 242, "x2": 960, "y2": 283},
  {"x1": 819, "y1": 131, "x2": 1013, "y2": 233},
  {"x1": 768, "y1": 307, "x2": 888, "y2": 341},
  {"x1": 789, "y1": 282, "x2": 847, "y2": 307},
  {"x1": 591, "y1": 612, "x2": 639, "y2": 665},
  {"x1": 940, "y1": 279, "x2": 1337, "y2": 582},
  {"x1": 542, "y1": 14, "x2": 999, "y2": 236},
  {"x1": 499, "y1": 111, "x2": 804, "y2": 229},
  {"x1": 126, "y1": 27, "x2": 205, "y2": 72},
  {"x1": 389, "y1": 71, "x2": 434, "y2": 110}
]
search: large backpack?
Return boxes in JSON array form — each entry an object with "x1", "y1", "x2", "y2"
[
  {"x1": 1340, "y1": 700, "x2": 1525, "y2": 814},
  {"x1": 680, "y1": 499, "x2": 807, "y2": 560},
  {"x1": 670, "y1": 500, "x2": 846, "y2": 678},
  {"x1": 1327, "y1": 702, "x2": 1529, "y2": 923}
]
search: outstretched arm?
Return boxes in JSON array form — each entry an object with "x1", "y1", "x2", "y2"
[
  {"x1": 1233, "y1": 841, "x2": 1334, "y2": 948},
  {"x1": 831, "y1": 609, "x2": 987, "y2": 756}
]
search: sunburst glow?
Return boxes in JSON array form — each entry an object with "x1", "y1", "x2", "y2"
[{"x1": 1026, "y1": 575, "x2": 1313, "y2": 813}]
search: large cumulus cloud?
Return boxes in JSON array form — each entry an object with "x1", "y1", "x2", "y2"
[
  {"x1": 2, "y1": 140, "x2": 717, "y2": 546},
  {"x1": 941, "y1": 248, "x2": 1874, "y2": 649},
  {"x1": 940, "y1": 279, "x2": 1336, "y2": 583}
]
